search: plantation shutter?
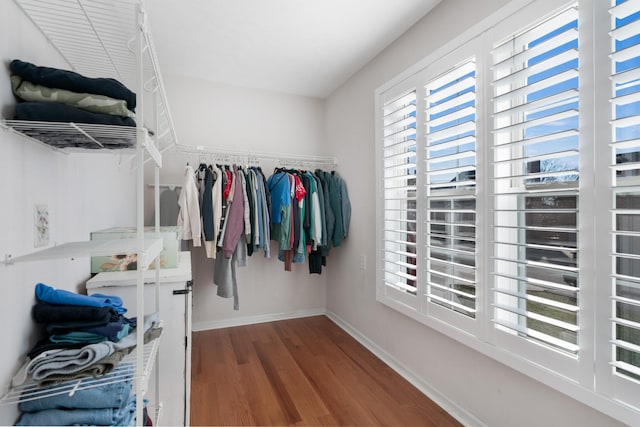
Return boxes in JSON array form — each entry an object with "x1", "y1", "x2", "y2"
[
  {"x1": 381, "y1": 89, "x2": 419, "y2": 304},
  {"x1": 491, "y1": 5, "x2": 581, "y2": 354},
  {"x1": 609, "y1": 0, "x2": 640, "y2": 388},
  {"x1": 424, "y1": 60, "x2": 477, "y2": 318}
]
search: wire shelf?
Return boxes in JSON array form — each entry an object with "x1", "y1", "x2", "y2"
[
  {"x1": 0, "y1": 332, "x2": 161, "y2": 406},
  {"x1": 2, "y1": 120, "x2": 137, "y2": 150},
  {"x1": 11, "y1": 0, "x2": 178, "y2": 152},
  {"x1": 2, "y1": 238, "x2": 163, "y2": 268}
]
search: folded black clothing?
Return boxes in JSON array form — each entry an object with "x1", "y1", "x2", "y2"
[
  {"x1": 11, "y1": 59, "x2": 136, "y2": 110},
  {"x1": 44, "y1": 317, "x2": 115, "y2": 335},
  {"x1": 14, "y1": 102, "x2": 136, "y2": 127},
  {"x1": 32, "y1": 302, "x2": 115, "y2": 324},
  {"x1": 26, "y1": 338, "x2": 86, "y2": 360}
]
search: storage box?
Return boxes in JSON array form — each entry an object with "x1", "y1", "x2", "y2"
[{"x1": 90, "y1": 226, "x2": 181, "y2": 272}]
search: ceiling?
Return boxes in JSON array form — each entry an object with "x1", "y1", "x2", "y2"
[{"x1": 145, "y1": 0, "x2": 441, "y2": 99}]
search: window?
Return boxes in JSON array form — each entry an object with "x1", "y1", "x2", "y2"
[
  {"x1": 610, "y1": 0, "x2": 640, "y2": 399},
  {"x1": 425, "y1": 60, "x2": 477, "y2": 319},
  {"x1": 375, "y1": 0, "x2": 640, "y2": 423},
  {"x1": 491, "y1": 5, "x2": 580, "y2": 358},
  {"x1": 380, "y1": 88, "x2": 418, "y2": 307}
]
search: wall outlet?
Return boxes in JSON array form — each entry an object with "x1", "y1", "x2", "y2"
[
  {"x1": 360, "y1": 254, "x2": 367, "y2": 270},
  {"x1": 34, "y1": 204, "x2": 49, "y2": 248}
]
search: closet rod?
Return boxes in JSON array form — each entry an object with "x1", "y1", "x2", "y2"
[
  {"x1": 169, "y1": 143, "x2": 338, "y2": 167},
  {"x1": 146, "y1": 183, "x2": 181, "y2": 190}
]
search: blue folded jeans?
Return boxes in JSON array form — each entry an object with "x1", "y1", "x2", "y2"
[
  {"x1": 16, "y1": 394, "x2": 136, "y2": 426},
  {"x1": 19, "y1": 379, "x2": 132, "y2": 412}
]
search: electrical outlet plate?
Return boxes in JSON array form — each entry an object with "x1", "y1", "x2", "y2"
[
  {"x1": 34, "y1": 204, "x2": 49, "y2": 248},
  {"x1": 360, "y1": 254, "x2": 366, "y2": 270}
]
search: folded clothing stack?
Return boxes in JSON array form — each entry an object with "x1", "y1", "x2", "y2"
[
  {"x1": 15, "y1": 378, "x2": 151, "y2": 426},
  {"x1": 12, "y1": 283, "x2": 162, "y2": 387},
  {"x1": 11, "y1": 283, "x2": 161, "y2": 425},
  {"x1": 9, "y1": 59, "x2": 136, "y2": 128}
]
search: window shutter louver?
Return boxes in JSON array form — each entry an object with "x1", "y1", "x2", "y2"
[
  {"x1": 425, "y1": 60, "x2": 477, "y2": 317},
  {"x1": 382, "y1": 90, "x2": 419, "y2": 299},
  {"x1": 610, "y1": 0, "x2": 640, "y2": 385},
  {"x1": 491, "y1": 5, "x2": 580, "y2": 354}
]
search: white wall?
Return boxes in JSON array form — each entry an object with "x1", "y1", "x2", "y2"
[
  {"x1": 323, "y1": 0, "x2": 625, "y2": 426},
  {"x1": 148, "y1": 76, "x2": 328, "y2": 329},
  {"x1": 0, "y1": 2, "x2": 137, "y2": 424}
]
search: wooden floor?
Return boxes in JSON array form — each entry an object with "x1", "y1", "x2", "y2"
[{"x1": 190, "y1": 315, "x2": 461, "y2": 426}]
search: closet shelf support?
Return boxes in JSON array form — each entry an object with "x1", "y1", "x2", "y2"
[{"x1": 70, "y1": 123, "x2": 104, "y2": 148}]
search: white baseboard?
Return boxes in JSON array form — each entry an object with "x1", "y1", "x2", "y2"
[
  {"x1": 325, "y1": 310, "x2": 486, "y2": 427},
  {"x1": 192, "y1": 307, "x2": 327, "y2": 331}
]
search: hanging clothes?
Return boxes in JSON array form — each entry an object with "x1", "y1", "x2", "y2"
[
  {"x1": 325, "y1": 170, "x2": 344, "y2": 248},
  {"x1": 213, "y1": 245, "x2": 239, "y2": 310},
  {"x1": 305, "y1": 172, "x2": 322, "y2": 249},
  {"x1": 238, "y1": 168, "x2": 251, "y2": 247},
  {"x1": 217, "y1": 167, "x2": 232, "y2": 249},
  {"x1": 264, "y1": 167, "x2": 351, "y2": 274},
  {"x1": 223, "y1": 165, "x2": 246, "y2": 259},
  {"x1": 177, "y1": 165, "x2": 201, "y2": 247},
  {"x1": 207, "y1": 164, "x2": 223, "y2": 259},
  {"x1": 293, "y1": 172, "x2": 307, "y2": 263},
  {"x1": 315, "y1": 170, "x2": 334, "y2": 256},
  {"x1": 201, "y1": 166, "x2": 215, "y2": 246},
  {"x1": 267, "y1": 170, "x2": 292, "y2": 252},
  {"x1": 251, "y1": 167, "x2": 271, "y2": 258},
  {"x1": 159, "y1": 188, "x2": 180, "y2": 227},
  {"x1": 176, "y1": 156, "x2": 351, "y2": 307},
  {"x1": 333, "y1": 171, "x2": 351, "y2": 240},
  {"x1": 245, "y1": 169, "x2": 256, "y2": 256},
  {"x1": 214, "y1": 164, "x2": 250, "y2": 310},
  {"x1": 313, "y1": 172, "x2": 327, "y2": 250}
]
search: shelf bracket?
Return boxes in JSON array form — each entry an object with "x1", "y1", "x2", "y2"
[
  {"x1": 68, "y1": 380, "x2": 82, "y2": 397},
  {"x1": 2, "y1": 254, "x2": 14, "y2": 266},
  {"x1": 69, "y1": 123, "x2": 105, "y2": 149},
  {"x1": 126, "y1": 37, "x2": 136, "y2": 54},
  {"x1": 144, "y1": 76, "x2": 159, "y2": 93},
  {"x1": 1, "y1": 120, "x2": 70, "y2": 155}
]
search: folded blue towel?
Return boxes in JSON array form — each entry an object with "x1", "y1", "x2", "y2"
[{"x1": 35, "y1": 283, "x2": 126, "y2": 314}]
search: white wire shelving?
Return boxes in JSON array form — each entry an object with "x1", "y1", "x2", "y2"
[
  {"x1": 2, "y1": 1, "x2": 175, "y2": 425},
  {"x1": 1, "y1": 238, "x2": 163, "y2": 268},
  {"x1": 0, "y1": 333, "x2": 161, "y2": 407},
  {"x1": 4, "y1": 0, "x2": 178, "y2": 158}
]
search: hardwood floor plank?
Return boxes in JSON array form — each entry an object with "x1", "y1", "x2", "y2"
[
  {"x1": 268, "y1": 329, "x2": 379, "y2": 426},
  {"x1": 316, "y1": 413, "x2": 341, "y2": 426},
  {"x1": 253, "y1": 330, "x2": 332, "y2": 422},
  {"x1": 229, "y1": 326, "x2": 253, "y2": 365},
  {"x1": 273, "y1": 323, "x2": 395, "y2": 426},
  {"x1": 229, "y1": 330, "x2": 286, "y2": 426},
  {"x1": 254, "y1": 341, "x2": 303, "y2": 425},
  {"x1": 191, "y1": 315, "x2": 462, "y2": 426}
]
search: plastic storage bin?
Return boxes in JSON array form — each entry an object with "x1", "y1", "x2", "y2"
[{"x1": 90, "y1": 226, "x2": 181, "y2": 272}]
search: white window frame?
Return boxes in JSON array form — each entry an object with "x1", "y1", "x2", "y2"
[
  {"x1": 488, "y1": 1, "x2": 587, "y2": 383},
  {"x1": 374, "y1": 0, "x2": 639, "y2": 424},
  {"x1": 376, "y1": 77, "x2": 421, "y2": 313},
  {"x1": 421, "y1": 37, "x2": 485, "y2": 337}
]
